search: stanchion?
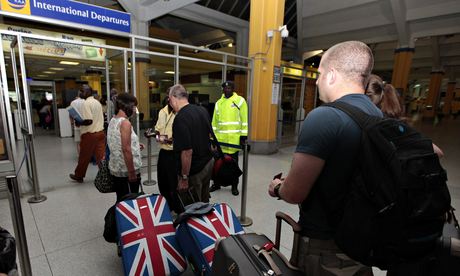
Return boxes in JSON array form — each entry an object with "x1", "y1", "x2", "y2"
[
  {"x1": 143, "y1": 136, "x2": 157, "y2": 186},
  {"x1": 238, "y1": 141, "x2": 253, "y2": 227},
  {"x1": 26, "y1": 134, "x2": 46, "y2": 203},
  {"x1": 7, "y1": 175, "x2": 33, "y2": 276}
]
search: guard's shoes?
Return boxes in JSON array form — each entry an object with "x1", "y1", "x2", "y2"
[
  {"x1": 210, "y1": 184, "x2": 221, "y2": 192},
  {"x1": 231, "y1": 185, "x2": 239, "y2": 196},
  {"x1": 69, "y1": 174, "x2": 83, "y2": 183}
]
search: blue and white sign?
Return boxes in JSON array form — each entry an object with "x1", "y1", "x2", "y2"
[{"x1": 1, "y1": 0, "x2": 131, "y2": 33}]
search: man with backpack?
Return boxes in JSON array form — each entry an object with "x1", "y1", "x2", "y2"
[
  {"x1": 268, "y1": 41, "x2": 380, "y2": 275},
  {"x1": 268, "y1": 40, "x2": 451, "y2": 276}
]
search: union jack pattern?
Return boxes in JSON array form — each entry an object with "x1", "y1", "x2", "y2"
[
  {"x1": 184, "y1": 203, "x2": 244, "y2": 268},
  {"x1": 116, "y1": 195, "x2": 186, "y2": 276}
]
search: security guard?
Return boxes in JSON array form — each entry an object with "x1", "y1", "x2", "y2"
[{"x1": 210, "y1": 81, "x2": 248, "y2": 195}]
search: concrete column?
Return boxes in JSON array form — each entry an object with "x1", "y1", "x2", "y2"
[
  {"x1": 131, "y1": 18, "x2": 151, "y2": 120},
  {"x1": 443, "y1": 81, "x2": 456, "y2": 115},
  {"x1": 391, "y1": 48, "x2": 414, "y2": 97},
  {"x1": 423, "y1": 71, "x2": 444, "y2": 118},
  {"x1": 248, "y1": 0, "x2": 285, "y2": 154}
]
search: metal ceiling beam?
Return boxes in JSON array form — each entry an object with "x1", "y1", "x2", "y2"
[
  {"x1": 238, "y1": 1, "x2": 249, "y2": 18},
  {"x1": 140, "y1": 0, "x2": 200, "y2": 21},
  {"x1": 171, "y1": 4, "x2": 249, "y2": 56},
  {"x1": 217, "y1": 0, "x2": 226, "y2": 11},
  {"x1": 285, "y1": 1, "x2": 296, "y2": 17},
  {"x1": 229, "y1": 0, "x2": 239, "y2": 14},
  {"x1": 389, "y1": 0, "x2": 412, "y2": 48},
  {"x1": 116, "y1": 0, "x2": 139, "y2": 17}
]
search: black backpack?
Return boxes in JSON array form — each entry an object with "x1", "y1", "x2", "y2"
[{"x1": 325, "y1": 101, "x2": 451, "y2": 270}]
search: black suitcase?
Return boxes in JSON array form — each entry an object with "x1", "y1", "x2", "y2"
[{"x1": 212, "y1": 233, "x2": 303, "y2": 276}]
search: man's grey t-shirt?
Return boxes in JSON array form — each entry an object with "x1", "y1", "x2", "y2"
[{"x1": 296, "y1": 94, "x2": 383, "y2": 239}]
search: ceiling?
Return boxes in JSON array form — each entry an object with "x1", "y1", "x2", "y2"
[{"x1": 11, "y1": 0, "x2": 460, "y2": 90}]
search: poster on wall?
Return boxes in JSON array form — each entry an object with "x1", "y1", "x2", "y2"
[{"x1": 0, "y1": 23, "x2": 106, "y2": 61}]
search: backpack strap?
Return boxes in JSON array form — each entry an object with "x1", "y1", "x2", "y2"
[{"x1": 324, "y1": 101, "x2": 379, "y2": 129}]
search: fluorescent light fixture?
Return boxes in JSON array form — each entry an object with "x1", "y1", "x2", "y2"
[
  {"x1": 43, "y1": 71, "x2": 55, "y2": 74},
  {"x1": 109, "y1": 72, "x2": 117, "y2": 75},
  {"x1": 49, "y1": 67, "x2": 64, "y2": 71},
  {"x1": 60, "y1": 61, "x2": 79, "y2": 65},
  {"x1": 161, "y1": 79, "x2": 173, "y2": 82},
  {"x1": 164, "y1": 71, "x2": 175, "y2": 74},
  {"x1": 89, "y1": 66, "x2": 106, "y2": 70},
  {"x1": 228, "y1": 43, "x2": 233, "y2": 47},
  {"x1": 36, "y1": 75, "x2": 48, "y2": 77},
  {"x1": 414, "y1": 84, "x2": 421, "y2": 88}
]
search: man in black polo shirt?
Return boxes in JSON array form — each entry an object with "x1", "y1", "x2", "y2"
[{"x1": 168, "y1": 84, "x2": 214, "y2": 203}]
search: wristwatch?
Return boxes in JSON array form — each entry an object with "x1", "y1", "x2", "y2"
[
  {"x1": 273, "y1": 183, "x2": 282, "y2": 199},
  {"x1": 180, "y1": 174, "x2": 189, "y2": 181}
]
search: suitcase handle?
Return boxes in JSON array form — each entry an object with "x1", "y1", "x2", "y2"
[
  {"x1": 275, "y1": 211, "x2": 302, "y2": 267},
  {"x1": 253, "y1": 244, "x2": 302, "y2": 273}
]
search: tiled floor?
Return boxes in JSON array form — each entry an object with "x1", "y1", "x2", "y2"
[{"x1": 1, "y1": 116, "x2": 459, "y2": 276}]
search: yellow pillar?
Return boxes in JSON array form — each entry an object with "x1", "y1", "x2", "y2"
[
  {"x1": 135, "y1": 58, "x2": 151, "y2": 120},
  {"x1": 443, "y1": 81, "x2": 456, "y2": 115},
  {"x1": 423, "y1": 71, "x2": 444, "y2": 118},
  {"x1": 391, "y1": 48, "x2": 414, "y2": 98},
  {"x1": 248, "y1": 0, "x2": 285, "y2": 154}
]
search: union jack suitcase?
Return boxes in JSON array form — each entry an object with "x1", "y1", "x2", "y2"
[
  {"x1": 175, "y1": 203, "x2": 244, "y2": 275},
  {"x1": 115, "y1": 194, "x2": 187, "y2": 276}
]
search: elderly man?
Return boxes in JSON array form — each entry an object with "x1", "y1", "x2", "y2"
[
  {"x1": 268, "y1": 41, "x2": 380, "y2": 276},
  {"x1": 168, "y1": 84, "x2": 214, "y2": 205}
]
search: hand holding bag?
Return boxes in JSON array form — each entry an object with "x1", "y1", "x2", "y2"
[{"x1": 94, "y1": 160, "x2": 114, "y2": 193}]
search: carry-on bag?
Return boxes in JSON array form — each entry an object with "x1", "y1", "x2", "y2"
[
  {"x1": 175, "y1": 202, "x2": 244, "y2": 275},
  {"x1": 115, "y1": 194, "x2": 187, "y2": 276},
  {"x1": 212, "y1": 233, "x2": 303, "y2": 276}
]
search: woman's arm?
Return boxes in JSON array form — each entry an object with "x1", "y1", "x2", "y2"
[{"x1": 120, "y1": 120, "x2": 137, "y2": 182}]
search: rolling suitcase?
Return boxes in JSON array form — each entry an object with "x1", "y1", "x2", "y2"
[
  {"x1": 212, "y1": 211, "x2": 303, "y2": 276},
  {"x1": 175, "y1": 202, "x2": 244, "y2": 275},
  {"x1": 115, "y1": 194, "x2": 187, "y2": 276},
  {"x1": 212, "y1": 233, "x2": 303, "y2": 276}
]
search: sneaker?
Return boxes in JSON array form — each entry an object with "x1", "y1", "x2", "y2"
[
  {"x1": 209, "y1": 184, "x2": 221, "y2": 192},
  {"x1": 69, "y1": 174, "x2": 83, "y2": 183},
  {"x1": 231, "y1": 185, "x2": 239, "y2": 196}
]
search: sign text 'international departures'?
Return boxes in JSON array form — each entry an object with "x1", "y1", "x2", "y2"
[{"x1": 0, "y1": 0, "x2": 131, "y2": 33}]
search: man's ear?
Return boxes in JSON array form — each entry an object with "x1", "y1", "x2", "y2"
[{"x1": 327, "y1": 68, "x2": 336, "y2": 86}]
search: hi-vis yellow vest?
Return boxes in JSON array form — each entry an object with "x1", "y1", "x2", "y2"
[{"x1": 212, "y1": 92, "x2": 248, "y2": 154}]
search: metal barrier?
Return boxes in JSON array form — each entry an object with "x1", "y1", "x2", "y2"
[
  {"x1": 217, "y1": 141, "x2": 253, "y2": 227},
  {"x1": 7, "y1": 175, "x2": 32, "y2": 276},
  {"x1": 143, "y1": 134, "x2": 157, "y2": 186},
  {"x1": 24, "y1": 133, "x2": 46, "y2": 203}
]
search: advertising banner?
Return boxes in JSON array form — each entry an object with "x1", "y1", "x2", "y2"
[{"x1": 0, "y1": 23, "x2": 106, "y2": 61}]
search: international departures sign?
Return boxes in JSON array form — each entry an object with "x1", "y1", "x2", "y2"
[{"x1": 0, "y1": 0, "x2": 131, "y2": 33}]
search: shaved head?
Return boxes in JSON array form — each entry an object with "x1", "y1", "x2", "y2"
[{"x1": 321, "y1": 41, "x2": 374, "y2": 87}]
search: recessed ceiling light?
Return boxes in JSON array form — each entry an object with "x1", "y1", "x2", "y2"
[
  {"x1": 43, "y1": 71, "x2": 55, "y2": 74},
  {"x1": 164, "y1": 71, "x2": 175, "y2": 74},
  {"x1": 60, "y1": 61, "x2": 79, "y2": 65},
  {"x1": 49, "y1": 67, "x2": 64, "y2": 71}
]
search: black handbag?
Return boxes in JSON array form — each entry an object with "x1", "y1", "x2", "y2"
[
  {"x1": 0, "y1": 227, "x2": 17, "y2": 274},
  {"x1": 94, "y1": 160, "x2": 114, "y2": 193},
  {"x1": 210, "y1": 132, "x2": 243, "y2": 186}
]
